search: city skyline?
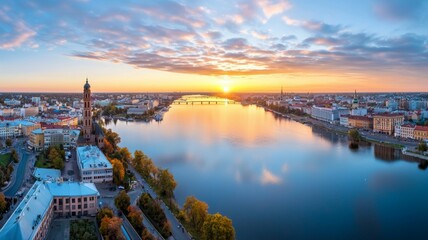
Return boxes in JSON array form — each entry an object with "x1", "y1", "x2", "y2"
[{"x1": 1, "y1": 0, "x2": 427, "y2": 93}]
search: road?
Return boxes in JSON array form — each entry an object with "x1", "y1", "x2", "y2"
[
  {"x1": 128, "y1": 165, "x2": 192, "y2": 240},
  {"x1": 3, "y1": 140, "x2": 33, "y2": 197}
]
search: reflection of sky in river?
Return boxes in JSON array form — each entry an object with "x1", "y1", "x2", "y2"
[{"x1": 108, "y1": 101, "x2": 428, "y2": 240}]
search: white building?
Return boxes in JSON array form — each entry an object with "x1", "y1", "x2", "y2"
[
  {"x1": 0, "y1": 121, "x2": 21, "y2": 139},
  {"x1": 311, "y1": 106, "x2": 350, "y2": 123},
  {"x1": 43, "y1": 128, "x2": 80, "y2": 149},
  {"x1": 340, "y1": 115, "x2": 349, "y2": 127},
  {"x1": 76, "y1": 146, "x2": 113, "y2": 183},
  {"x1": 4, "y1": 99, "x2": 21, "y2": 106},
  {"x1": 395, "y1": 124, "x2": 415, "y2": 139},
  {"x1": 32, "y1": 97, "x2": 41, "y2": 105}
]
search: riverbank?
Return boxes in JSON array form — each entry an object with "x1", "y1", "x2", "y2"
[{"x1": 261, "y1": 105, "x2": 428, "y2": 160}]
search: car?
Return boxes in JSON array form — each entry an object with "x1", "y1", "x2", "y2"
[{"x1": 118, "y1": 186, "x2": 125, "y2": 190}]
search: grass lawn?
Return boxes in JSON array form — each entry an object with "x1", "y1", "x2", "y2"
[
  {"x1": 0, "y1": 153, "x2": 11, "y2": 168},
  {"x1": 35, "y1": 154, "x2": 54, "y2": 168}
]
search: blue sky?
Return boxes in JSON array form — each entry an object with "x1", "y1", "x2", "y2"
[{"x1": 0, "y1": 0, "x2": 427, "y2": 92}]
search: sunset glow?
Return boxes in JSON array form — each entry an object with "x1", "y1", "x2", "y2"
[{"x1": 0, "y1": 0, "x2": 427, "y2": 92}]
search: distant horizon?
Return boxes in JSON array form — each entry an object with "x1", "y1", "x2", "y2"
[{"x1": 1, "y1": 0, "x2": 427, "y2": 93}]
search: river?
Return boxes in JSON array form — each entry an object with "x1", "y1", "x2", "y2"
[{"x1": 106, "y1": 97, "x2": 428, "y2": 240}]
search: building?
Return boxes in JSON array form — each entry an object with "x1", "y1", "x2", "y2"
[
  {"x1": 414, "y1": 125, "x2": 428, "y2": 141},
  {"x1": 44, "y1": 128, "x2": 80, "y2": 149},
  {"x1": 351, "y1": 90, "x2": 359, "y2": 109},
  {"x1": 340, "y1": 115, "x2": 349, "y2": 127},
  {"x1": 0, "y1": 121, "x2": 20, "y2": 139},
  {"x1": 33, "y1": 168, "x2": 61, "y2": 181},
  {"x1": 83, "y1": 79, "x2": 92, "y2": 141},
  {"x1": 0, "y1": 181, "x2": 99, "y2": 240},
  {"x1": 348, "y1": 116, "x2": 373, "y2": 129},
  {"x1": 20, "y1": 121, "x2": 41, "y2": 136},
  {"x1": 395, "y1": 124, "x2": 415, "y2": 139},
  {"x1": 351, "y1": 108, "x2": 367, "y2": 116},
  {"x1": 76, "y1": 145, "x2": 113, "y2": 183},
  {"x1": 29, "y1": 129, "x2": 44, "y2": 152},
  {"x1": 79, "y1": 79, "x2": 104, "y2": 149},
  {"x1": 311, "y1": 106, "x2": 350, "y2": 123},
  {"x1": 373, "y1": 114, "x2": 404, "y2": 135},
  {"x1": 20, "y1": 107, "x2": 39, "y2": 117}
]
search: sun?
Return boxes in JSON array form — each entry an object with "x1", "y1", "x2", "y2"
[{"x1": 223, "y1": 86, "x2": 230, "y2": 93}]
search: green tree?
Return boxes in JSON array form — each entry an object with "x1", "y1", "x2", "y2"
[
  {"x1": 5, "y1": 139, "x2": 12, "y2": 147},
  {"x1": 418, "y1": 142, "x2": 428, "y2": 152},
  {"x1": 183, "y1": 196, "x2": 208, "y2": 236},
  {"x1": 0, "y1": 193, "x2": 7, "y2": 214},
  {"x1": 53, "y1": 156, "x2": 64, "y2": 170},
  {"x1": 96, "y1": 207, "x2": 114, "y2": 224},
  {"x1": 202, "y1": 213, "x2": 235, "y2": 240},
  {"x1": 115, "y1": 190, "x2": 130, "y2": 214}
]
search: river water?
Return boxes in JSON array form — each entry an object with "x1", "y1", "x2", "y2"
[{"x1": 106, "y1": 98, "x2": 428, "y2": 240}]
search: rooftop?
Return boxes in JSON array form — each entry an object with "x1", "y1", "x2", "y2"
[
  {"x1": 33, "y1": 168, "x2": 61, "y2": 181},
  {"x1": 76, "y1": 145, "x2": 112, "y2": 170},
  {"x1": 46, "y1": 181, "x2": 100, "y2": 197}
]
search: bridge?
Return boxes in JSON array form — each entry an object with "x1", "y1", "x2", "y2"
[{"x1": 172, "y1": 96, "x2": 236, "y2": 105}]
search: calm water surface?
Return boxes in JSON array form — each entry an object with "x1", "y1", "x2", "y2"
[{"x1": 107, "y1": 98, "x2": 428, "y2": 240}]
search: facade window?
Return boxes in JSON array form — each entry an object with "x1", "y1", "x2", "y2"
[
  {"x1": 84, "y1": 203, "x2": 88, "y2": 209},
  {"x1": 78, "y1": 198, "x2": 82, "y2": 203},
  {"x1": 59, "y1": 199, "x2": 63, "y2": 205},
  {"x1": 66, "y1": 198, "x2": 70, "y2": 204},
  {"x1": 72, "y1": 198, "x2": 75, "y2": 203},
  {"x1": 78, "y1": 204, "x2": 81, "y2": 209}
]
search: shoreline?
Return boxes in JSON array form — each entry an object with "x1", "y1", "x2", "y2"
[{"x1": 260, "y1": 105, "x2": 428, "y2": 161}]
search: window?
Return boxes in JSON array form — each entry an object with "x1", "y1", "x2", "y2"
[
  {"x1": 84, "y1": 204, "x2": 88, "y2": 209},
  {"x1": 66, "y1": 198, "x2": 70, "y2": 204},
  {"x1": 72, "y1": 205, "x2": 76, "y2": 210},
  {"x1": 78, "y1": 198, "x2": 81, "y2": 203},
  {"x1": 59, "y1": 199, "x2": 63, "y2": 205},
  {"x1": 78, "y1": 204, "x2": 81, "y2": 209},
  {"x1": 72, "y1": 198, "x2": 75, "y2": 203}
]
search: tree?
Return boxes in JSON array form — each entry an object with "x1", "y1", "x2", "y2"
[
  {"x1": 96, "y1": 207, "x2": 114, "y2": 224},
  {"x1": 103, "y1": 139, "x2": 114, "y2": 155},
  {"x1": 142, "y1": 228, "x2": 156, "y2": 240},
  {"x1": 127, "y1": 206, "x2": 144, "y2": 234},
  {"x1": 157, "y1": 169, "x2": 177, "y2": 201},
  {"x1": 5, "y1": 138, "x2": 12, "y2": 147},
  {"x1": 133, "y1": 150, "x2": 157, "y2": 181},
  {"x1": 183, "y1": 196, "x2": 208, "y2": 236},
  {"x1": 115, "y1": 190, "x2": 130, "y2": 214},
  {"x1": 202, "y1": 213, "x2": 235, "y2": 240},
  {"x1": 119, "y1": 147, "x2": 132, "y2": 163},
  {"x1": 348, "y1": 129, "x2": 361, "y2": 143},
  {"x1": 53, "y1": 156, "x2": 64, "y2": 170},
  {"x1": 11, "y1": 149, "x2": 19, "y2": 163},
  {"x1": 99, "y1": 216, "x2": 124, "y2": 240},
  {"x1": 418, "y1": 142, "x2": 428, "y2": 152},
  {"x1": 111, "y1": 159, "x2": 125, "y2": 185},
  {"x1": 105, "y1": 129, "x2": 121, "y2": 150},
  {"x1": 0, "y1": 193, "x2": 7, "y2": 214}
]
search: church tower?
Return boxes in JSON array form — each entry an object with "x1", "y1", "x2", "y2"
[
  {"x1": 351, "y1": 90, "x2": 359, "y2": 109},
  {"x1": 83, "y1": 78, "x2": 92, "y2": 141}
]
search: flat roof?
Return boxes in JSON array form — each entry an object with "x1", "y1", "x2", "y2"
[
  {"x1": 76, "y1": 145, "x2": 112, "y2": 170},
  {"x1": 46, "y1": 181, "x2": 100, "y2": 197},
  {"x1": 33, "y1": 168, "x2": 61, "y2": 181}
]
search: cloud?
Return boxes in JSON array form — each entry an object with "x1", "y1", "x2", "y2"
[
  {"x1": 374, "y1": 0, "x2": 428, "y2": 21},
  {"x1": 260, "y1": 167, "x2": 281, "y2": 185},
  {"x1": 257, "y1": 0, "x2": 292, "y2": 19}
]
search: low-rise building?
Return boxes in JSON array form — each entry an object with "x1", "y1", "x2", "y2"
[
  {"x1": 29, "y1": 129, "x2": 44, "y2": 152},
  {"x1": 0, "y1": 181, "x2": 99, "y2": 240},
  {"x1": 348, "y1": 115, "x2": 373, "y2": 129},
  {"x1": 414, "y1": 125, "x2": 428, "y2": 141},
  {"x1": 395, "y1": 124, "x2": 415, "y2": 139},
  {"x1": 340, "y1": 115, "x2": 349, "y2": 127},
  {"x1": 311, "y1": 106, "x2": 349, "y2": 123},
  {"x1": 373, "y1": 114, "x2": 404, "y2": 135},
  {"x1": 0, "y1": 121, "x2": 20, "y2": 139},
  {"x1": 77, "y1": 145, "x2": 113, "y2": 183},
  {"x1": 43, "y1": 127, "x2": 80, "y2": 149}
]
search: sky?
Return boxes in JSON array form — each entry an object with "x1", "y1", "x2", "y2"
[{"x1": 0, "y1": 0, "x2": 427, "y2": 93}]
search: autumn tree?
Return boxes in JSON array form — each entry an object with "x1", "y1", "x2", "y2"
[
  {"x1": 99, "y1": 216, "x2": 124, "y2": 240},
  {"x1": 127, "y1": 206, "x2": 144, "y2": 234},
  {"x1": 183, "y1": 196, "x2": 208, "y2": 236},
  {"x1": 115, "y1": 190, "x2": 130, "y2": 214},
  {"x1": 11, "y1": 149, "x2": 19, "y2": 163},
  {"x1": 202, "y1": 213, "x2": 235, "y2": 240},
  {"x1": 96, "y1": 207, "x2": 114, "y2": 224},
  {"x1": 156, "y1": 169, "x2": 177, "y2": 201},
  {"x1": 119, "y1": 147, "x2": 132, "y2": 163},
  {"x1": 111, "y1": 159, "x2": 125, "y2": 185},
  {"x1": 133, "y1": 150, "x2": 157, "y2": 181},
  {"x1": 5, "y1": 138, "x2": 12, "y2": 147},
  {"x1": 418, "y1": 141, "x2": 428, "y2": 152},
  {"x1": 0, "y1": 193, "x2": 7, "y2": 214}
]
